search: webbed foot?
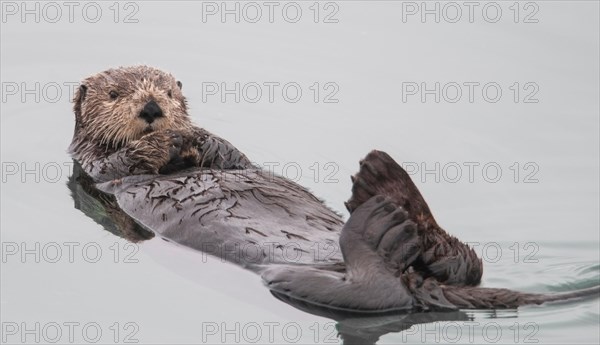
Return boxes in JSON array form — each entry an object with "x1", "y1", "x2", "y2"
[{"x1": 341, "y1": 196, "x2": 422, "y2": 275}]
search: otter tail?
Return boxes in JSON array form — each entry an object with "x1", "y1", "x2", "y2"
[{"x1": 441, "y1": 284, "x2": 600, "y2": 309}]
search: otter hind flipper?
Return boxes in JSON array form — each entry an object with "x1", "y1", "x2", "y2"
[
  {"x1": 341, "y1": 195, "x2": 422, "y2": 276},
  {"x1": 346, "y1": 150, "x2": 483, "y2": 286},
  {"x1": 345, "y1": 150, "x2": 436, "y2": 228}
]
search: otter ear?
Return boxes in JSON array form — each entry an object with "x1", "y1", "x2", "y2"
[
  {"x1": 73, "y1": 84, "x2": 87, "y2": 120},
  {"x1": 78, "y1": 84, "x2": 87, "y2": 99},
  {"x1": 176, "y1": 81, "x2": 182, "y2": 89}
]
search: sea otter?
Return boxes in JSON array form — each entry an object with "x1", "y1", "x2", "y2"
[{"x1": 68, "y1": 65, "x2": 599, "y2": 312}]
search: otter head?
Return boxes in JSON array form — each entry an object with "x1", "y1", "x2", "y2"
[{"x1": 72, "y1": 65, "x2": 191, "y2": 149}]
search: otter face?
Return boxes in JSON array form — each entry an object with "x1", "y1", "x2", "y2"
[{"x1": 73, "y1": 65, "x2": 191, "y2": 148}]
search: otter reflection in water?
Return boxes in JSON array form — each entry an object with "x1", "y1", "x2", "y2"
[{"x1": 67, "y1": 66, "x2": 599, "y2": 322}]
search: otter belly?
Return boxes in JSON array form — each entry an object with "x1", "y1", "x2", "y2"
[{"x1": 96, "y1": 168, "x2": 344, "y2": 269}]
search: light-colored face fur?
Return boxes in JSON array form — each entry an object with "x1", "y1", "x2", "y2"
[{"x1": 72, "y1": 65, "x2": 191, "y2": 149}]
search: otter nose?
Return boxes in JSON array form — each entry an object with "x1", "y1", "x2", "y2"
[{"x1": 139, "y1": 100, "x2": 163, "y2": 124}]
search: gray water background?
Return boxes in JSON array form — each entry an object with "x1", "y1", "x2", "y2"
[{"x1": 1, "y1": 1, "x2": 599, "y2": 343}]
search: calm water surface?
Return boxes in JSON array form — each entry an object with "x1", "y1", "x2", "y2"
[{"x1": 1, "y1": 2, "x2": 598, "y2": 344}]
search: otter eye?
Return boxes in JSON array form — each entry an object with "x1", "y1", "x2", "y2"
[
  {"x1": 167, "y1": 90, "x2": 173, "y2": 98},
  {"x1": 109, "y1": 91, "x2": 119, "y2": 100}
]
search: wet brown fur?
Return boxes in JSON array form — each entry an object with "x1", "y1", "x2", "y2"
[{"x1": 69, "y1": 66, "x2": 200, "y2": 175}]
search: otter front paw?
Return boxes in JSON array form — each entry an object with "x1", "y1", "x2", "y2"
[
  {"x1": 128, "y1": 130, "x2": 193, "y2": 174},
  {"x1": 341, "y1": 196, "x2": 421, "y2": 273},
  {"x1": 159, "y1": 131, "x2": 201, "y2": 174}
]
